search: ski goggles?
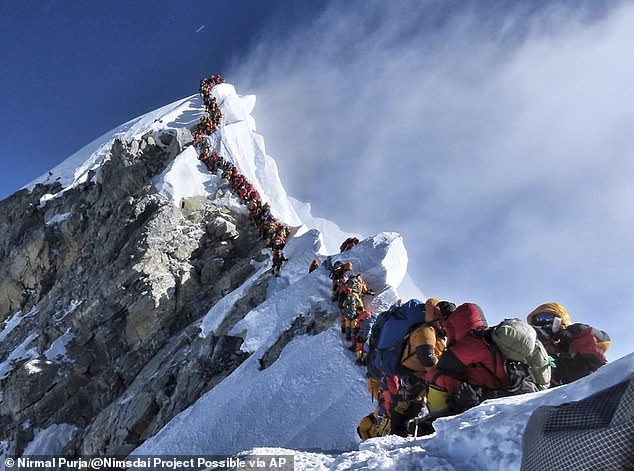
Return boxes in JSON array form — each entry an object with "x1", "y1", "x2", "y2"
[{"x1": 531, "y1": 312, "x2": 557, "y2": 327}]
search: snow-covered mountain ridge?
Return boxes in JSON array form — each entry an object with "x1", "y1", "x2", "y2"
[
  {"x1": 1, "y1": 77, "x2": 631, "y2": 471},
  {"x1": 0, "y1": 78, "x2": 408, "y2": 460}
]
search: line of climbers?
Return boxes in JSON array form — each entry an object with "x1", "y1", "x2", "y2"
[
  {"x1": 192, "y1": 75, "x2": 613, "y2": 443},
  {"x1": 323, "y1": 253, "x2": 612, "y2": 440},
  {"x1": 329, "y1": 260, "x2": 376, "y2": 364},
  {"x1": 325, "y1": 236, "x2": 381, "y2": 367},
  {"x1": 193, "y1": 74, "x2": 291, "y2": 277},
  {"x1": 194, "y1": 74, "x2": 224, "y2": 146},
  {"x1": 352, "y1": 297, "x2": 611, "y2": 441}
]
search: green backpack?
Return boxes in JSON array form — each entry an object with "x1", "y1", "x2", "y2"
[{"x1": 490, "y1": 318, "x2": 551, "y2": 390}]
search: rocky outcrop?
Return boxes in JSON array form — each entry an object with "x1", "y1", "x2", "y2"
[
  {"x1": 258, "y1": 307, "x2": 337, "y2": 370},
  {"x1": 0, "y1": 130, "x2": 270, "y2": 456}
]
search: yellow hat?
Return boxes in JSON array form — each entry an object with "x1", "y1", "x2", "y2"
[{"x1": 527, "y1": 302, "x2": 572, "y2": 328}]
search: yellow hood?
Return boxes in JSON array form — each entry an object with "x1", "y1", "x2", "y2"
[
  {"x1": 527, "y1": 302, "x2": 572, "y2": 328},
  {"x1": 425, "y1": 298, "x2": 440, "y2": 323}
]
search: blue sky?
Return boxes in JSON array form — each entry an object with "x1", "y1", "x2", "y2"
[
  {"x1": 1, "y1": 1, "x2": 632, "y2": 361},
  {"x1": 0, "y1": 0, "x2": 329, "y2": 198}
]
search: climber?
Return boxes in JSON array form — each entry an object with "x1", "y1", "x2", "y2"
[
  {"x1": 426, "y1": 302, "x2": 508, "y2": 420},
  {"x1": 213, "y1": 154, "x2": 227, "y2": 174},
  {"x1": 367, "y1": 298, "x2": 446, "y2": 437},
  {"x1": 278, "y1": 224, "x2": 290, "y2": 242},
  {"x1": 271, "y1": 249, "x2": 288, "y2": 277},
  {"x1": 349, "y1": 306, "x2": 371, "y2": 353},
  {"x1": 367, "y1": 374, "x2": 400, "y2": 438},
  {"x1": 527, "y1": 302, "x2": 611, "y2": 385},
  {"x1": 193, "y1": 131, "x2": 207, "y2": 146},
  {"x1": 344, "y1": 273, "x2": 376, "y2": 298},
  {"x1": 247, "y1": 199, "x2": 260, "y2": 220},
  {"x1": 198, "y1": 145, "x2": 212, "y2": 168},
  {"x1": 309, "y1": 259, "x2": 320, "y2": 273},
  {"x1": 247, "y1": 188, "x2": 260, "y2": 204},
  {"x1": 391, "y1": 375, "x2": 430, "y2": 437},
  {"x1": 271, "y1": 235, "x2": 285, "y2": 251},
  {"x1": 329, "y1": 261, "x2": 352, "y2": 301},
  {"x1": 263, "y1": 221, "x2": 278, "y2": 247},
  {"x1": 354, "y1": 309, "x2": 375, "y2": 365},
  {"x1": 231, "y1": 171, "x2": 246, "y2": 193},
  {"x1": 340, "y1": 237, "x2": 359, "y2": 253},
  {"x1": 426, "y1": 300, "x2": 557, "y2": 423},
  {"x1": 399, "y1": 298, "x2": 446, "y2": 380},
  {"x1": 340, "y1": 292, "x2": 364, "y2": 341},
  {"x1": 329, "y1": 262, "x2": 347, "y2": 332},
  {"x1": 271, "y1": 223, "x2": 288, "y2": 251},
  {"x1": 257, "y1": 203, "x2": 272, "y2": 227},
  {"x1": 224, "y1": 166, "x2": 238, "y2": 182},
  {"x1": 357, "y1": 403, "x2": 391, "y2": 441}
]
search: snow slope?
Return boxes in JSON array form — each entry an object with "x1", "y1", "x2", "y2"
[
  {"x1": 134, "y1": 230, "x2": 407, "y2": 455},
  {"x1": 159, "y1": 355, "x2": 631, "y2": 471},
  {"x1": 279, "y1": 353, "x2": 634, "y2": 471}
]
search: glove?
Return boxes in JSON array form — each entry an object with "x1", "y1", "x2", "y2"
[
  {"x1": 452, "y1": 382, "x2": 484, "y2": 411},
  {"x1": 368, "y1": 377, "x2": 382, "y2": 400}
]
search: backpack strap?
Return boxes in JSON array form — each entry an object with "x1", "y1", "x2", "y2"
[
  {"x1": 401, "y1": 340, "x2": 416, "y2": 363},
  {"x1": 476, "y1": 346, "x2": 534, "y2": 394},
  {"x1": 435, "y1": 349, "x2": 468, "y2": 382}
]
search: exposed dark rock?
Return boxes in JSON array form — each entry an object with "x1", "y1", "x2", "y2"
[
  {"x1": 259, "y1": 306, "x2": 337, "y2": 370},
  {"x1": 0, "y1": 130, "x2": 270, "y2": 456}
]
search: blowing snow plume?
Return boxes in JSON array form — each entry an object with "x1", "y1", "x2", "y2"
[{"x1": 229, "y1": 0, "x2": 634, "y2": 360}]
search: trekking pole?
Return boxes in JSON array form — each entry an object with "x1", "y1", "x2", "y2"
[{"x1": 413, "y1": 410, "x2": 429, "y2": 439}]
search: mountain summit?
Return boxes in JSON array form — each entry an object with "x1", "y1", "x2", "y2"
[{"x1": 0, "y1": 78, "x2": 406, "y2": 458}]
